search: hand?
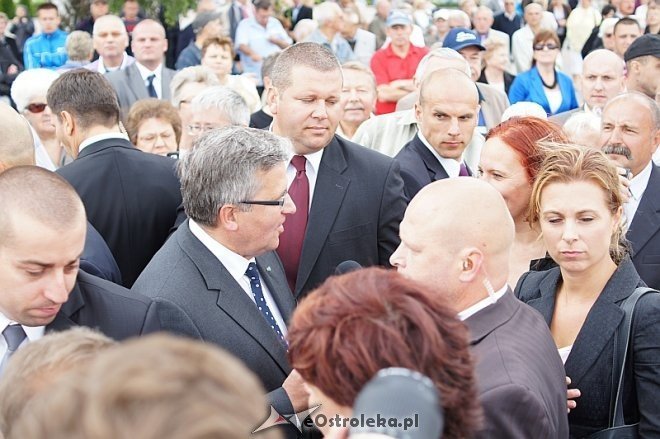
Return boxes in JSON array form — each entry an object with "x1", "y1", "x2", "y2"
[
  {"x1": 7, "y1": 64, "x2": 18, "y2": 75},
  {"x1": 566, "y1": 376, "x2": 581, "y2": 413},
  {"x1": 250, "y1": 53, "x2": 263, "y2": 62},
  {"x1": 283, "y1": 369, "x2": 310, "y2": 412},
  {"x1": 616, "y1": 166, "x2": 632, "y2": 204}
]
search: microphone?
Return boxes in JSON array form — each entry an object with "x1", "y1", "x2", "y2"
[
  {"x1": 335, "y1": 260, "x2": 363, "y2": 275},
  {"x1": 350, "y1": 368, "x2": 444, "y2": 439}
]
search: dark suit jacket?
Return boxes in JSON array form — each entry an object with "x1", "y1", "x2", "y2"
[
  {"x1": 515, "y1": 258, "x2": 660, "y2": 438},
  {"x1": 105, "y1": 63, "x2": 175, "y2": 118},
  {"x1": 57, "y1": 137, "x2": 182, "y2": 287},
  {"x1": 628, "y1": 164, "x2": 660, "y2": 290},
  {"x1": 492, "y1": 12, "x2": 522, "y2": 42},
  {"x1": 293, "y1": 135, "x2": 407, "y2": 297},
  {"x1": 394, "y1": 134, "x2": 472, "y2": 200},
  {"x1": 466, "y1": 290, "x2": 569, "y2": 439},
  {"x1": 82, "y1": 222, "x2": 122, "y2": 284},
  {"x1": 284, "y1": 5, "x2": 313, "y2": 31},
  {"x1": 47, "y1": 270, "x2": 197, "y2": 341},
  {"x1": 132, "y1": 221, "x2": 296, "y2": 416}
]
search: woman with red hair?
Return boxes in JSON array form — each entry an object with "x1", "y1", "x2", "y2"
[
  {"x1": 478, "y1": 116, "x2": 568, "y2": 286},
  {"x1": 287, "y1": 267, "x2": 480, "y2": 438}
]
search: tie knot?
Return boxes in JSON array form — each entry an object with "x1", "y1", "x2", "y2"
[
  {"x1": 291, "y1": 155, "x2": 306, "y2": 173},
  {"x1": 246, "y1": 262, "x2": 258, "y2": 276},
  {"x1": 147, "y1": 74, "x2": 155, "y2": 84},
  {"x1": 3, "y1": 324, "x2": 26, "y2": 352}
]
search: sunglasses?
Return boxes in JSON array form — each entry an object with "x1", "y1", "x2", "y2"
[
  {"x1": 25, "y1": 103, "x2": 47, "y2": 113},
  {"x1": 533, "y1": 43, "x2": 559, "y2": 51}
]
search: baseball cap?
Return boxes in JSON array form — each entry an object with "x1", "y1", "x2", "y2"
[
  {"x1": 386, "y1": 10, "x2": 412, "y2": 27},
  {"x1": 624, "y1": 34, "x2": 660, "y2": 62},
  {"x1": 433, "y1": 9, "x2": 450, "y2": 21},
  {"x1": 192, "y1": 11, "x2": 221, "y2": 34},
  {"x1": 443, "y1": 27, "x2": 486, "y2": 51}
]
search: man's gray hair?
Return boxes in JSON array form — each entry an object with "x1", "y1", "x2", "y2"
[
  {"x1": 170, "y1": 66, "x2": 220, "y2": 107},
  {"x1": 313, "y1": 2, "x2": 342, "y2": 26},
  {"x1": 603, "y1": 92, "x2": 660, "y2": 129},
  {"x1": 270, "y1": 42, "x2": 341, "y2": 91},
  {"x1": 178, "y1": 126, "x2": 291, "y2": 226},
  {"x1": 66, "y1": 31, "x2": 94, "y2": 62},
  {"x1": 190, "y1": 86, "x2": 250, "y2": 127},
  {"x1": 415, "y1": 47, "x2": 471, "y2": 81}
]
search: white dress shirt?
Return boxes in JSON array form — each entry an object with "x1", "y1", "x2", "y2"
[
  {"x1": 418, "y1": 131, "x2": 463, "y2": 178},
  {"x1": 188, "y1": 220, "x2": 287, "y2": 335},
  {"x1": 0, "y1": 313, "x2": 44, "y2": 359},
  {"x1": 78, "y1": 132, "x2": 130, "y2": 154},
  {"x1": 458, "y1": 284, "x2": 509, "y2": 321},
  {"x1": 135, "y1": 62, "x2": 164, "y2": 99},
  {"x1": 625, "y1": 160, "x2": 653, "y2": 228},
  {"x1": 96, "y1": 53, "x2": 133, "y2": 73},
  {"x1": 286, "y1": 148, "x2": 324, "y2": 212}
]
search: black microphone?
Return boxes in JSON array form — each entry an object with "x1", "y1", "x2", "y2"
[
  {"x1": 335, "y1": 260, "x2": 363, "y2": 275},
  {"x1": 350, "y1": 367, "x2": 444, "y2": 439}
]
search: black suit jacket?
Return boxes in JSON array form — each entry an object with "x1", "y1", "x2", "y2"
[
  {"x1": 293, "y1": 135, "x2": 407, "y2": 297},
  {"x1": 132, "y1": 221, "x2": 296, "y2": 418},
  {"x1": 466, "y1": 290, "x2": 569, "y2": 438},
  {"x1": 394, "y1": 134, "x2": 471, "y2": 200},
  {"x1": 492, "y1": 12, "x2": 522, "y2": 41},
  {"x1": 57, "y1": 137, "x2": 182, "y2": 287},
  {"x1": 82, "y1": 222, "x2": 122, "y2": 284},
  {"x1": 628, "y1": 164, "x2": 660, "y2": 290},
  {"x1": 515, "y1": 258, "x2": 660, "y2": 438},
  {"x1": 47, "y1": 270, "x2": 197, "y2": 341},
  {"x1": 284, "y1": 5, "x2": 313, "y2": 31}
]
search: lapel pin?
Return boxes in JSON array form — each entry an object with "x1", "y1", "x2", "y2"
[{"x1": 266, "y1": 266, "x2": 272, "y2": 272}]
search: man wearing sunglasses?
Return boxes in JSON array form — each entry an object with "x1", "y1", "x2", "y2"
[{"x1": 133, "y1": 126, "x2": 307, "y2": 437}]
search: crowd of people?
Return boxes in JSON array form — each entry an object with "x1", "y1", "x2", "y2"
[{"x1": 0, "y1": 0, "x2": 659, "y2": 437}]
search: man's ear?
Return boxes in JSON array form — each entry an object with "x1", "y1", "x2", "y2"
[
  {"x1": 267, "y1": 86, "x2": 280, "y2": 115},
  {"x1": 218, "y1": 204, "x2": 239, "y2": 232},
  {"x1": 60, "y1": 110, "x2": 76, "y2": 137}
]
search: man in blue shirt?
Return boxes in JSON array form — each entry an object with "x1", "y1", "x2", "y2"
[{"x1": 23, "y1": 3, "x2": 68, "y2": 69}]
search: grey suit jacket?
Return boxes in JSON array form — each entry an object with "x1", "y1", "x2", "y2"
[
  {"x1": 466, "y1": 290, "x2": 569, "y2": 439},
  {"x1": 105, "y1": 62, "x2": 175, "y2": 118},
  {"x1": 131, "y1": 220, "x2": 296, "y2": 415}
]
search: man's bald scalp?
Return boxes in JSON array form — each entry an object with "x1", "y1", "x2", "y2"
[{"x1": 419, "y1": 69, "x2": 478, "y2": 106}]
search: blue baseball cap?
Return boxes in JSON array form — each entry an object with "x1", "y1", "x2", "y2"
[
  {"x1": 443, "y1": 27, "x2": 486, "y2": 51},
  {"x1": 386, "y1": 10, "x2": 412, "y2": 27}
]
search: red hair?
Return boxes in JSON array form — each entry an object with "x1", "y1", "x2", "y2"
[
  {"x1": 287, "y1": 267, "x2": 481, "y2": 439},
  {"x1": 485, "y1": 116, "x2": 568, "y2": 182}
]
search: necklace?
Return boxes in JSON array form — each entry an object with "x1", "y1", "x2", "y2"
[{"x1": 539, "y1": 69, "x2": 557, "y2": 89}]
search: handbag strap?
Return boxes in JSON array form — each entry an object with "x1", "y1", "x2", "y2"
[{"x1": 609, "y1": 287, "x2": 658, "y2": 427}]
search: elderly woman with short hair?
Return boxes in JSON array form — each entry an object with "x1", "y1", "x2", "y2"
[
  {"x1": 10, "y1": 68, "x2": 64, "y2": 168},
  {"x1": 126, "y1": 98, "x2": 182, "y2": 156}
]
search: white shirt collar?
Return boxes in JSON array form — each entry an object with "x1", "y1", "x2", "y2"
[
  {"x1": 0, "y1": 312, "x2": 45, "y2": 345},
  {"x1": 458, "y1": 284, "x2": 509, "y2": 321},
  {"x1": 135, "y1": 61, "x2": 163, "y2": 82},
  {"x1": 629, "y1": 160, "x2": 653, "y2": 202},
  {"x1": 189, "y1": 219, "x2": 255, "y2": 283},
  {"x1": 98, "y1": 53, "x2": 130, "y2": 73},
  {"x1": 78, "y1": 132, "x2": 130, "y2": 153},
  {"x1": 417, "y1": 130, "x2": 462, "y2": 178}
]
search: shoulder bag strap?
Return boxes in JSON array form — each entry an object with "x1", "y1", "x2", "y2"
[{"x1": 610, "y1": 287, "x2": 658, "y2": 427}]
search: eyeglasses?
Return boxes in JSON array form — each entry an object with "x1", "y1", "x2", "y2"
[
  {"x1": 187, "y1": 124, "x2": 218, "y2": 135},
  {"x1": 25, "y1": 103, "x2": 47, "y2": 113},
  {"x1": 533, "y1": 43, "x2": 559, "y2": 51},
  {"x1": 240, "y1": 198, "x2": 286, "y2": 207}
]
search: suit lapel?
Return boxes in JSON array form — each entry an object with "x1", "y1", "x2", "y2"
[
  {"x1": 464, "y1": 289, "x2": 518, "y2": 345},
  {"x1": 178, "y1": 222, "x2": 290, "y2": 372},
  {"x1": 525, "y1": 268, "x2": 561, "y2": 326},
  {"x1": 46, "y1": 279, "x2": 86, "y2": 333},
  {"x1": 410, "y1": 135, "x2": 450, "y2": 181},
  {"x1": 127, "y1": 64, "x2": 149, "y2": 102},
  {"x1": 295, "y1": 137, "x2": 349, "y2": 296},
  {"x1": 628, "y1": 164, "x2": 660, "y2": 257}
]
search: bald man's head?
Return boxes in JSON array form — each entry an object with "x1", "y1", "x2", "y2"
[
  {"x1": 0, "y1": 102, "x2": 35, "y2": 172},
  {"x1": 0, "y1": 166, "x2": 86, "y2": 246},
  {"x1": 417, "y1": 69, "x2": 479, "y2": 160},
  {"x1": 581, "y1": 49, "x2": 625, "y2": 110},
  {"x1": 391, "y1": 178, "x2": 514, "y2": 312}
]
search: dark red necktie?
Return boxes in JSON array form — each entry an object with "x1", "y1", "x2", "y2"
[
  {"x1": 277, "y1": 155, "x2": 309, "y2": 292},
  {"x1": 459, "y1": 162, "x2": 469, "y2": 177}
]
